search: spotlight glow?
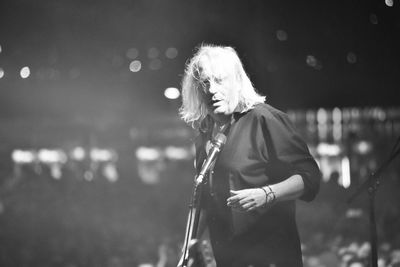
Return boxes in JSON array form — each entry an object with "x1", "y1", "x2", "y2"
[{"x1": 164, "y1": 87, "x2": 180, "y2": 99}]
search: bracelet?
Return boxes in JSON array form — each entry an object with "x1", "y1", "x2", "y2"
[
  {"x1": 260, "y1": 187, "x2": 268, "y2": 205},
  {"x1": 260, "y1": 185, "x2": 276, "y2": 206}
]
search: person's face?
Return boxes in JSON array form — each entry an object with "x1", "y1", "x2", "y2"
[{"x1": 196, "y1": 55, "x2": 240, "y2": 122}]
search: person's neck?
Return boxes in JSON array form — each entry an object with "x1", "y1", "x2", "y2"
[{"x1": 214, "y1": 116, "x2": 231, "y2": 126}]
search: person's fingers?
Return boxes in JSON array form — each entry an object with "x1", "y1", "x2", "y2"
[
  {"x1": 228, "y1": 196, "x2": 251, "y2": 208},
  {"x1": 227, "y1": 194, "x2": 240, "y2": 203},
  {"x1": 242, "y1": 202, "x2": 256, "y2": 210}
]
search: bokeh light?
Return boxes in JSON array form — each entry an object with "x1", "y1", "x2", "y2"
[
  {"x1": 385, "y1": 0, "x2": 394, "y2": 7},
  {"x1": 126, "y1": 47, "x2": 139, "y2": 59},
  {"x1": 12, "y1": 150, "x2": 36, "y2": 163},
  {"x1": 129, "y1": 60, "x2": 142, "y2": 72},
  {"x1": 0, "y1": 68, "x2": 4, "y2": 79},
  {"x1": 306, "y1": 55, "x2": 322, "y2": 70},
  {"x1": 347, "y1": 52, "x2": 357, "y2": 64},
  {"x1": 165, "y1": 47, "x2": 178, "y2": 59},
  {"x1": 164, "y1": 87, "x2": 180, "y2": 99},
  {"x1": 70, "y1": 147, "x2": 86, "y2": 161},
  {"x1": 20, "y1": 66, "x2": 31, "y2": 79},
  {"x1": 369, "y1": 13, "x2": 378, "y2": 24},
  {"x1": 276, "y1": 29, "x2": 288, "y2": 41}
]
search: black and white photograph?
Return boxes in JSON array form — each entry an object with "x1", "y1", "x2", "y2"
[{"x1": 0, "y1": 0, "x2": 399, "y2": 266}]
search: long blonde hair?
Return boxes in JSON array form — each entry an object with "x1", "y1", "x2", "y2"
[{"x1": 179, "y1": 44, "x2": 265, "y2": 130}]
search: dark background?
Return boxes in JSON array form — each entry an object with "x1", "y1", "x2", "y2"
[{"x1": 0, "y1": 0, "x2": 399, "y2": 123}]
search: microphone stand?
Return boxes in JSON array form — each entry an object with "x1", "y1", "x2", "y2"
[
  {"x1": 179, "y1": 133, "x2": 227, "y2": 267},
  {"x1": 347, "y1": 136, "x2": 400, "y2": 267}
]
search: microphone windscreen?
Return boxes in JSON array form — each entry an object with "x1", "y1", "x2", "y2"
[{"x1": 214, "y1": 133, "x2": 227, "y2": 146}]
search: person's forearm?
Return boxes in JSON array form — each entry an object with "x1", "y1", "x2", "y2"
[{"x1": 265, "y1": 174, "x2": 305, "y2": 202}]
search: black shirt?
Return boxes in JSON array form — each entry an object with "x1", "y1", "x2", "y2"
[{"x1": 195, "y1": 103, "x2": 321, "y2": 267}]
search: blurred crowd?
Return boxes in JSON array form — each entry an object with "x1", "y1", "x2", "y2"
[{"x1": 0, "y1": 150, "x2": 399, "y2": 267}]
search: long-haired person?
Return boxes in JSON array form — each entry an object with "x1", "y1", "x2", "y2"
[{"x1": 179, "y1": 44, "x2": 321, "y2": 267}]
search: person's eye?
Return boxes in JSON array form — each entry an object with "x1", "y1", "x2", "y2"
[
  {"x1": 214, "y1": 77, "x2": 223, "y2": 84},
  {"x1": 199, "y1": 80, "x2": 210, "y2": 93}
]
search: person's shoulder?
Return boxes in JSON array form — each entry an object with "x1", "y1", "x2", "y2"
[{"x1": 247, "y1": 103, "x2": 288, "y2": 122}]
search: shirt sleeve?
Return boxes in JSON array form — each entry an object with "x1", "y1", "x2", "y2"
[{"x1": 259, "y1": 108, "x2": 322, "y2": 202}]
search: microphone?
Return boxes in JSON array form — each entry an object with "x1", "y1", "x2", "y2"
[{"x1": 196, "y1": 133, "x2": 227, "y2": 184}]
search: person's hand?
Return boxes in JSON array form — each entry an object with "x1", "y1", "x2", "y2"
[{"x1": 226, "y1": 188, "x2": 267, "y2": 212}]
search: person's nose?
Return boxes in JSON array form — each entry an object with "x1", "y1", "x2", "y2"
[{"x1": 208, "y1": 81, "x2": 218, "y2": 95}]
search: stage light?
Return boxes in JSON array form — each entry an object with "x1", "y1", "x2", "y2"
[
  {"x1": 136, "y1": 147, "x2": 161, "y2": 161},
  {"x1": 341, "y1": 156, "x2": 351, "y2": 188},
  {"x1": 126, "y1": 47, "x2": 139, "y2": 59},
  {"x1": 20, "y1": 66, "x2": 30, "y2": 79},
  {"x1": 353, "y1": 140, "x2": 373, "y2": 155},
  {"x1": 50, "y1": 164, "x2": 62, "y2": 180},
  {"x1": 0, "y1": 68, "x2": 4, "y2": 79},
  {"x1": 165, "y1": 47, "x2": 178, "y2": 59},
  {"x1": 333, "y1": 107, "x2": 342, "y2": 141},
  {"x1": 129, "y1": 60, "x2": 141, "y2": 72},
  {"x1": 38, "y1": 149, "x2": 67, "y2": 164},
  {"x1": 164, "y1": 87, "x2": 180, "y2": 99},
  {"x1": 164, "y1": 146, "x2": 190, "y2": 160},
  {"x1": 90, "y1": 148, "x2": 116, "y2": 162},
  {"x1": 70, "y1": 147, "x2": 86, "y2": 161},
  {"x1": 317, "y1": 108, "x2": 328, "y2": 141},
  {"x1": 385, "y1": 0, "x2": 393, "y2": 7},
  {"x1": 372, "y1": 107, "x2": 386, "y2": 121},
  {"x1": 12, "y1": 150, "x2": 36, "y2": 164},
  {"x1": 102, "y1": 163, "x2": 118, "y2": 183},
  {"x1": 316, "y1": 143, "x2": 342, "y2": 156}
]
